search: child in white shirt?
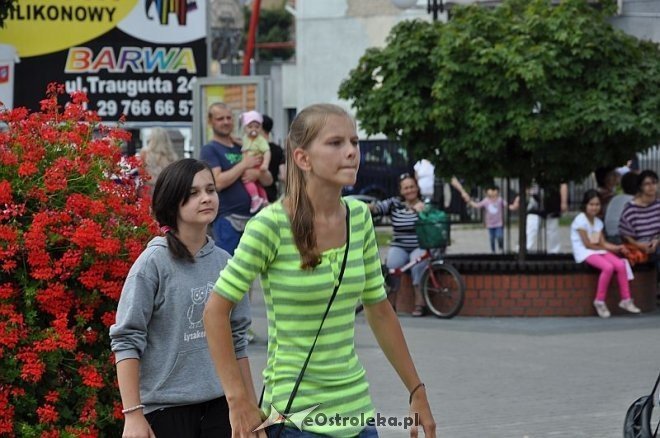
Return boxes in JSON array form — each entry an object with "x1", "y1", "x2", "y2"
[{"x1": 570, "y1": 189, "x2": 640, "y2": 318}]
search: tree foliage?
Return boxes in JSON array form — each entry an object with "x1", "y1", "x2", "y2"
[{"x1": 339, "y1": 0, "x2": 660, "y2": 186}]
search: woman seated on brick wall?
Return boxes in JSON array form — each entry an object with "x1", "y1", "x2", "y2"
[
  {"x1": 618, "y1": 170, "x2": 660, "y2": 275},
  {"x1": 604, "y1": 171, "x2": 638, "y2": 244}
]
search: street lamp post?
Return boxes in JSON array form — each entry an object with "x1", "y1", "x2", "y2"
[{"x1": 391, "y1": 0, "x2": 444, "y2": 21}]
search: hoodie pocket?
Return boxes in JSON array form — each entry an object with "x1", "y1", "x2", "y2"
[{"x1": 151, "y1": 347, "x2": 221, "y2": 404}]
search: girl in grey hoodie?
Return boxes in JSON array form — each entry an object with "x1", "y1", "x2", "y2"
[{"x1": 110, "y1": 159, "x2": 254, "y2": 438}]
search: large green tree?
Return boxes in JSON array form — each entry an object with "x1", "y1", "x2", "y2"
[{"x1": 339, "y1": 0, "x2": 660, "y2": 256}]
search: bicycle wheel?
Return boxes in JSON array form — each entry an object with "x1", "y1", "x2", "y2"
[{"x1": 421, "y1": 261, "x2": 465, "y2": 319}]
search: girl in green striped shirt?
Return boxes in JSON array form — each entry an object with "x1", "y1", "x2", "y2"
[{"x1": 205, "y1": 104, "x2": 436, "y2": 438}]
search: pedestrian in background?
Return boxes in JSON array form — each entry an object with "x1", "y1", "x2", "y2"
[
  {"x1": 525, "y1": 183, "x2": 568, "y2": 253},
  {"x1": 369, "y1": 174, "x2": 429, "y2": 316},
  {"x1": 452, "y1": 180, "x2": 515, "y2": 253},
  {"x1": 140, "y1": 127, "x2": 178, "y2": 193},
  {"x1": 240, "y1": 110, "x2": 271, "y2": 213},
  {"x1": 110, "y1": 159, "x2": 254, "y2": 437},
  {"x1": 619, "y1": 169, "x2": 660, "y2": 273},
  {"x1": 199, "y1": 102, "x2": 273, "y2": 255},
  {"x1": 570, "y1": 189, "x2": 640, "y2": 318},
  {"x1": 414, "y1": 158, "x2": 435, "y2": 202},
  {"x1": 466, "y1": 185, "x2": 515, "y2": 253},
  {"x1": 595, "y1": 166, "x2": 619, "y2": 218},
  {"x1": 204, "y1": 103, "x2": 436, "y2": 437},
  {"x1": 604, "y1": 171, "x2": 638, "y2": 243},
  {"x1": 261, "y1": 114, "x2": 286, "y2": 202}
]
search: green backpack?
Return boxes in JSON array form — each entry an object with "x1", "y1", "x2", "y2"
[{"x1": 416, "y1": 206, "x2": 450, "y2": 249}]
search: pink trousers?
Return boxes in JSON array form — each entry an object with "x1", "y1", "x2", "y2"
[{"x1": 584, "y1": 252, "x2": 631, "y2": 302}]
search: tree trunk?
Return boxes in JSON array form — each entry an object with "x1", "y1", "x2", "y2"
[{"x1": 517, "y1": 179, "x2": 528, "y2": 263}]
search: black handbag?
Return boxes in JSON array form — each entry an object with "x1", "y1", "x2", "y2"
[{"x1": 624, "y1": 371, "x2": 660, "y2": 438}]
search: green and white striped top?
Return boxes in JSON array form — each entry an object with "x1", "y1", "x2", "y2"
[{"x1": 214, "y1": 197, "x2": 386, "y2": 436}]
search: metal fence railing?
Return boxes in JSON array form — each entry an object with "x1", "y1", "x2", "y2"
[
  {"x1": 567, "y1": 145, "x2": 660, "y2": 210},
  {"x1": 444, "y1": 145, "x2": 660, "y2": 227},
  {"x1": 359, "y1": 140, "x2": 659, "y2": 226}
]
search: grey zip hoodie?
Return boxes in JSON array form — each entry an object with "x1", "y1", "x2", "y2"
[{"x1": 110, "y1": 236, "x2": 250, "y2": 414}]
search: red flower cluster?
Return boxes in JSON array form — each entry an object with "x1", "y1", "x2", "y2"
[{"x1": 0, "y1": 84, "x2": 157, "y2": 436}]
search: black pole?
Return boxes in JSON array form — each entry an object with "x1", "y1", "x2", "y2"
[
  {"x1": 428, "y1": 0, "x2": 437, "y2": 21},
  {"x1": 430, "y1": 0, "x2": 444, "y2": 21}
]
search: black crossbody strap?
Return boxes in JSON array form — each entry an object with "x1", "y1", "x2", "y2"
[
  {"x1": 637, "y1": 370, "x2": 660, "y2": 438},
  {"x1": 650, "y1": 370, "x2": 660, "y2": 400},
  {"x1": 651, "y1": 370, "x2": 660, "y2": 438},
  {"x1": 277, "y1": 204, "x2": 351, "y2": 436}
]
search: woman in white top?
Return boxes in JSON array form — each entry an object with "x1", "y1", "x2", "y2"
[{"x1": 570, "y1": 189, "x2": 640, "y2": 318}]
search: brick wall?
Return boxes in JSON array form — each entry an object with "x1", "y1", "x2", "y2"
[
  {"x1": 460, "y1": 269, "x2": 656, "y2": 316},
  {"x1": 393, "y1": 265, "x2": 657, "y2": 317}
]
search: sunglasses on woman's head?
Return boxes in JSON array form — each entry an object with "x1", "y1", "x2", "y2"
[{"x1": 399, "y1": 173, "x2": 411, "y2": 180}]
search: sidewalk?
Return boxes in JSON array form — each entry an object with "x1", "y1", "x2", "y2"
[
  {"x1": 246, "y1": 287, "x2": 660, "y2": 437},
  {"x1": 377, "y1": 223, "x2": 572, "y2": 256},
  {"x1": 245, "y1": 223, "x2": 660, "y2": 437}
]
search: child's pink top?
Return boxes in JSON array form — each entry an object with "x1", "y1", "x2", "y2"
[{"x1": 474, "y1": 197, "x2": 504, "y2": 228}]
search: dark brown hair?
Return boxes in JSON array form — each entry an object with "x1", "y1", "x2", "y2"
[
  {"x1": 636, "y1": 170, "x2": 658, "y2": 194},
  {"x1": 152, "y1": 158, "x2": 215, "y2": 262},
  {"x1": 580, "y1": 189, "x2": 601, "y2": 213}
]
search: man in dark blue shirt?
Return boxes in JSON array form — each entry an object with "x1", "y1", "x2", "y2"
[
  {"x1": 261, "y1": 114, "x2": 285, "y2": 203},
  {"x1": 200, "y1": 102, "x2": 273, "y2": 254}
]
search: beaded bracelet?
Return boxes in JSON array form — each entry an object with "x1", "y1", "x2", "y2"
[
  {"x1": 409, "y1": 383, "x2": 425, "y2": 404},
  {"x1": 121, "y1": 404, "x2": 145, "y2": 414}
]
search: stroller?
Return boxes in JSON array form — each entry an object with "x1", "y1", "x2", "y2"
[{"x1": 624, "y1": 371, "x2": 660, "y2": 438}]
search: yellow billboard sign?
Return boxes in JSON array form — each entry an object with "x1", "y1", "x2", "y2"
[{"x1": 3, "y1": 0, "x2": 137, "y2": 57}]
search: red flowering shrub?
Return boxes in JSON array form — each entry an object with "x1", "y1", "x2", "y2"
[{"x1": 0, "y1": 84, "x2": 157, "y2": 436}]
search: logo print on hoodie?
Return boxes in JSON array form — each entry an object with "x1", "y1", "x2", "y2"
[{"x1": 187, "y1": 282, "x2": 213, "y2": 329}]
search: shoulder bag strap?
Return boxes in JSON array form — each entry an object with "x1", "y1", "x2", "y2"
[
  {"x1": 650, "y1": 370, "x2": 660, "y2": 437},
  {"x1": 631, "y1": 370, "x2": 660, "y2": 436},
  {"x1": 276, "y1": 204, "x2": 351, "y2": 436},
  {"x1": 650, "y1": 370, "x2": 660, "y2": 399}
]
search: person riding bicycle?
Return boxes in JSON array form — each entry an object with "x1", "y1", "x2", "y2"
[{"x1": 369, "y1": 173, "x2": 429, "y2": 316}]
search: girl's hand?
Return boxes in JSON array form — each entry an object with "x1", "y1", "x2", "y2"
[
  {"x1": 409, "y1": 387, "x2": 436, "y2": 438},
  {"x1": 620, "y1": 245, "x2": 630, "y2": 257},
  {"x1": 122, "y1": 412, "x2": 156, "y2": 438},
  {"x1": 228, "y1": 399, "x2": 266, "y2": 438}
]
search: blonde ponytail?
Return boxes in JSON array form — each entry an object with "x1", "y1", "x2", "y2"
[{"x1": 284, "y1": 104, "x2": 352, "y2": 269}]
